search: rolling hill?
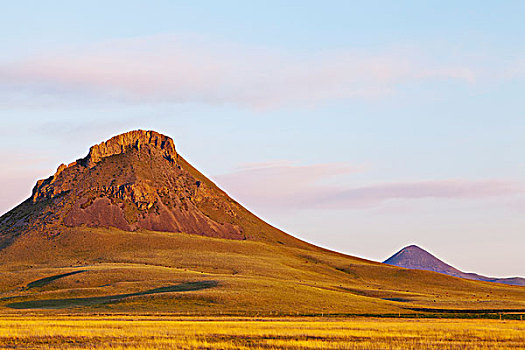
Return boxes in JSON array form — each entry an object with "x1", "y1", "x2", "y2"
[
  {"x1": 0, "y1": 130, "x2": 523, "y2": 315},
  {"x1": 384, "y1": 245, "x2": 525, "y2": 286}
]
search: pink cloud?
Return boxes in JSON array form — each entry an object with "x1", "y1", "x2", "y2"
[
  {"x1": 318, "y1": 179, "x2": 522, "y2": 209},
  {"x1": 214, "y1": 161, "x2": 363, "y2": 199},
  {"x1": 0, "y1": 35, "x2": 478, "y2": 109},
  {"x1": 213, "y1": 162, "x2": 522, "y2": 210}
]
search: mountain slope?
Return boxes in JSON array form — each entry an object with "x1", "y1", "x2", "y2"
[
  {"x1": 0, "y1": 130, "x2": 306, "y2": 248},
  {"x1": 384, "y1": 245, "x2": 525, "y2": 286},
  {"x1": 0, "y1": 130, "x2": 524, "y2": 314}
]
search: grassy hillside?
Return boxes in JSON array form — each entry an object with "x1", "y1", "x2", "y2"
[{"x1": 0, "y1": 226, "x2": 523, "y2": 314}]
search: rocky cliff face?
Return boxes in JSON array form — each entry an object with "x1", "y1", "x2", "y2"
[
  {"x1": 1, "y1": 130, "x2": 306, "y2": 248},
  {"x1": 81, "y1": 130, "x2": 177, "y2": 167},
  {"x1": 31, "y1": 130, "x2": 178, "y2": 203}
]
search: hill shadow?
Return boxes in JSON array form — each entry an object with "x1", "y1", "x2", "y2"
[
  {"x1": 25, "y1": 270, "x2": 87, "y2": 290},
  {"x1": 8, "y1": 280, "x2": 218, "y2": 309}
]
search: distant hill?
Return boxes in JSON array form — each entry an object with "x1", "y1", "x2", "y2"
[{"x1": 384, "y1": 245, "x2": 525, "y2": 286}]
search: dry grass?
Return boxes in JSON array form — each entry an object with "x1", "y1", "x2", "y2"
[
  {"x1": 0, "y1": 316, "x2": 523, "y2": 349},
  {"x1": 1, "y1": 227, "x2": 524, "y2": 315}
]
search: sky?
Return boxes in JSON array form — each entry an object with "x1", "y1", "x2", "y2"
[{"x1": 1, "y1": 1, "x2": 524, "y2": 277}]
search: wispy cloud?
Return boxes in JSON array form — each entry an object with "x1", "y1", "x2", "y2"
[
  {"x1": 213, "y1": 161, "x2": 522, "y2": 210},
  {"x1": 316, "y1": 179, "x2": 521, "y2": 209},
  {"x1": 0, "y1": 35, "x2": 479, "y2": 109},
  {"x1": 214, "y1": 160, "x2": 363, "y2": 198},
  {"x1": 504, "y1": 59, "x2": 525, "y2": 79}
]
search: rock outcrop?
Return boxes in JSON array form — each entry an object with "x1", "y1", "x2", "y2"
[
  {"x1": 1, "y1": 130, "x2": 306, "y2": 247},
  {"x1": 81, "y1": 130, "x2": 177, "y2": 167},
  {"x1": 32, "y1": 130, "x2": 178, "y2": 203}
]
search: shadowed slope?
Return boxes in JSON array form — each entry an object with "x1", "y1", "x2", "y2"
[{"x1": 25, "y1": 270, "x2": 86, "y2": 290}]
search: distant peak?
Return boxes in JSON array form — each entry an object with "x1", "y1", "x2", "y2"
[
  {"x1": 82, "y1": 130, "x2": 177, "y2": 167},
  {"x1": 384, "y1": 244, "x2": 437, "y2": 265},
  {"x1": 384, "y1": 244, "x2": 462, "y2": 276},
  {"x1": 402, "y1": 244, "x2": 425, "y2": 251},
  {"x1": 395, "y1": 245, "x2": 434, "y2": 258}
]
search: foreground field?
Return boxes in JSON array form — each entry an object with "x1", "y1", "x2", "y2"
[{"x1": 0, "y1": 316, "x2": 523, "y2": 349}]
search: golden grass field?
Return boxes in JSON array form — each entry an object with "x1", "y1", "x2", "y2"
[{"x1": 0, "y1": 316, "x2": 523, "y2": 349}]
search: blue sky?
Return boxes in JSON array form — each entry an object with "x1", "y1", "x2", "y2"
[{"x1": 1, "y1": 1, "x2": 524, "y2": 276}]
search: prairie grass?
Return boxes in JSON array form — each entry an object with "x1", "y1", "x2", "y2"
[
  {"x1": 0, "y1": 316, "x2": 523, "y2": 349},
  {"x1": 2, "y1": 227, "x2": 525, "y2": 316}
]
